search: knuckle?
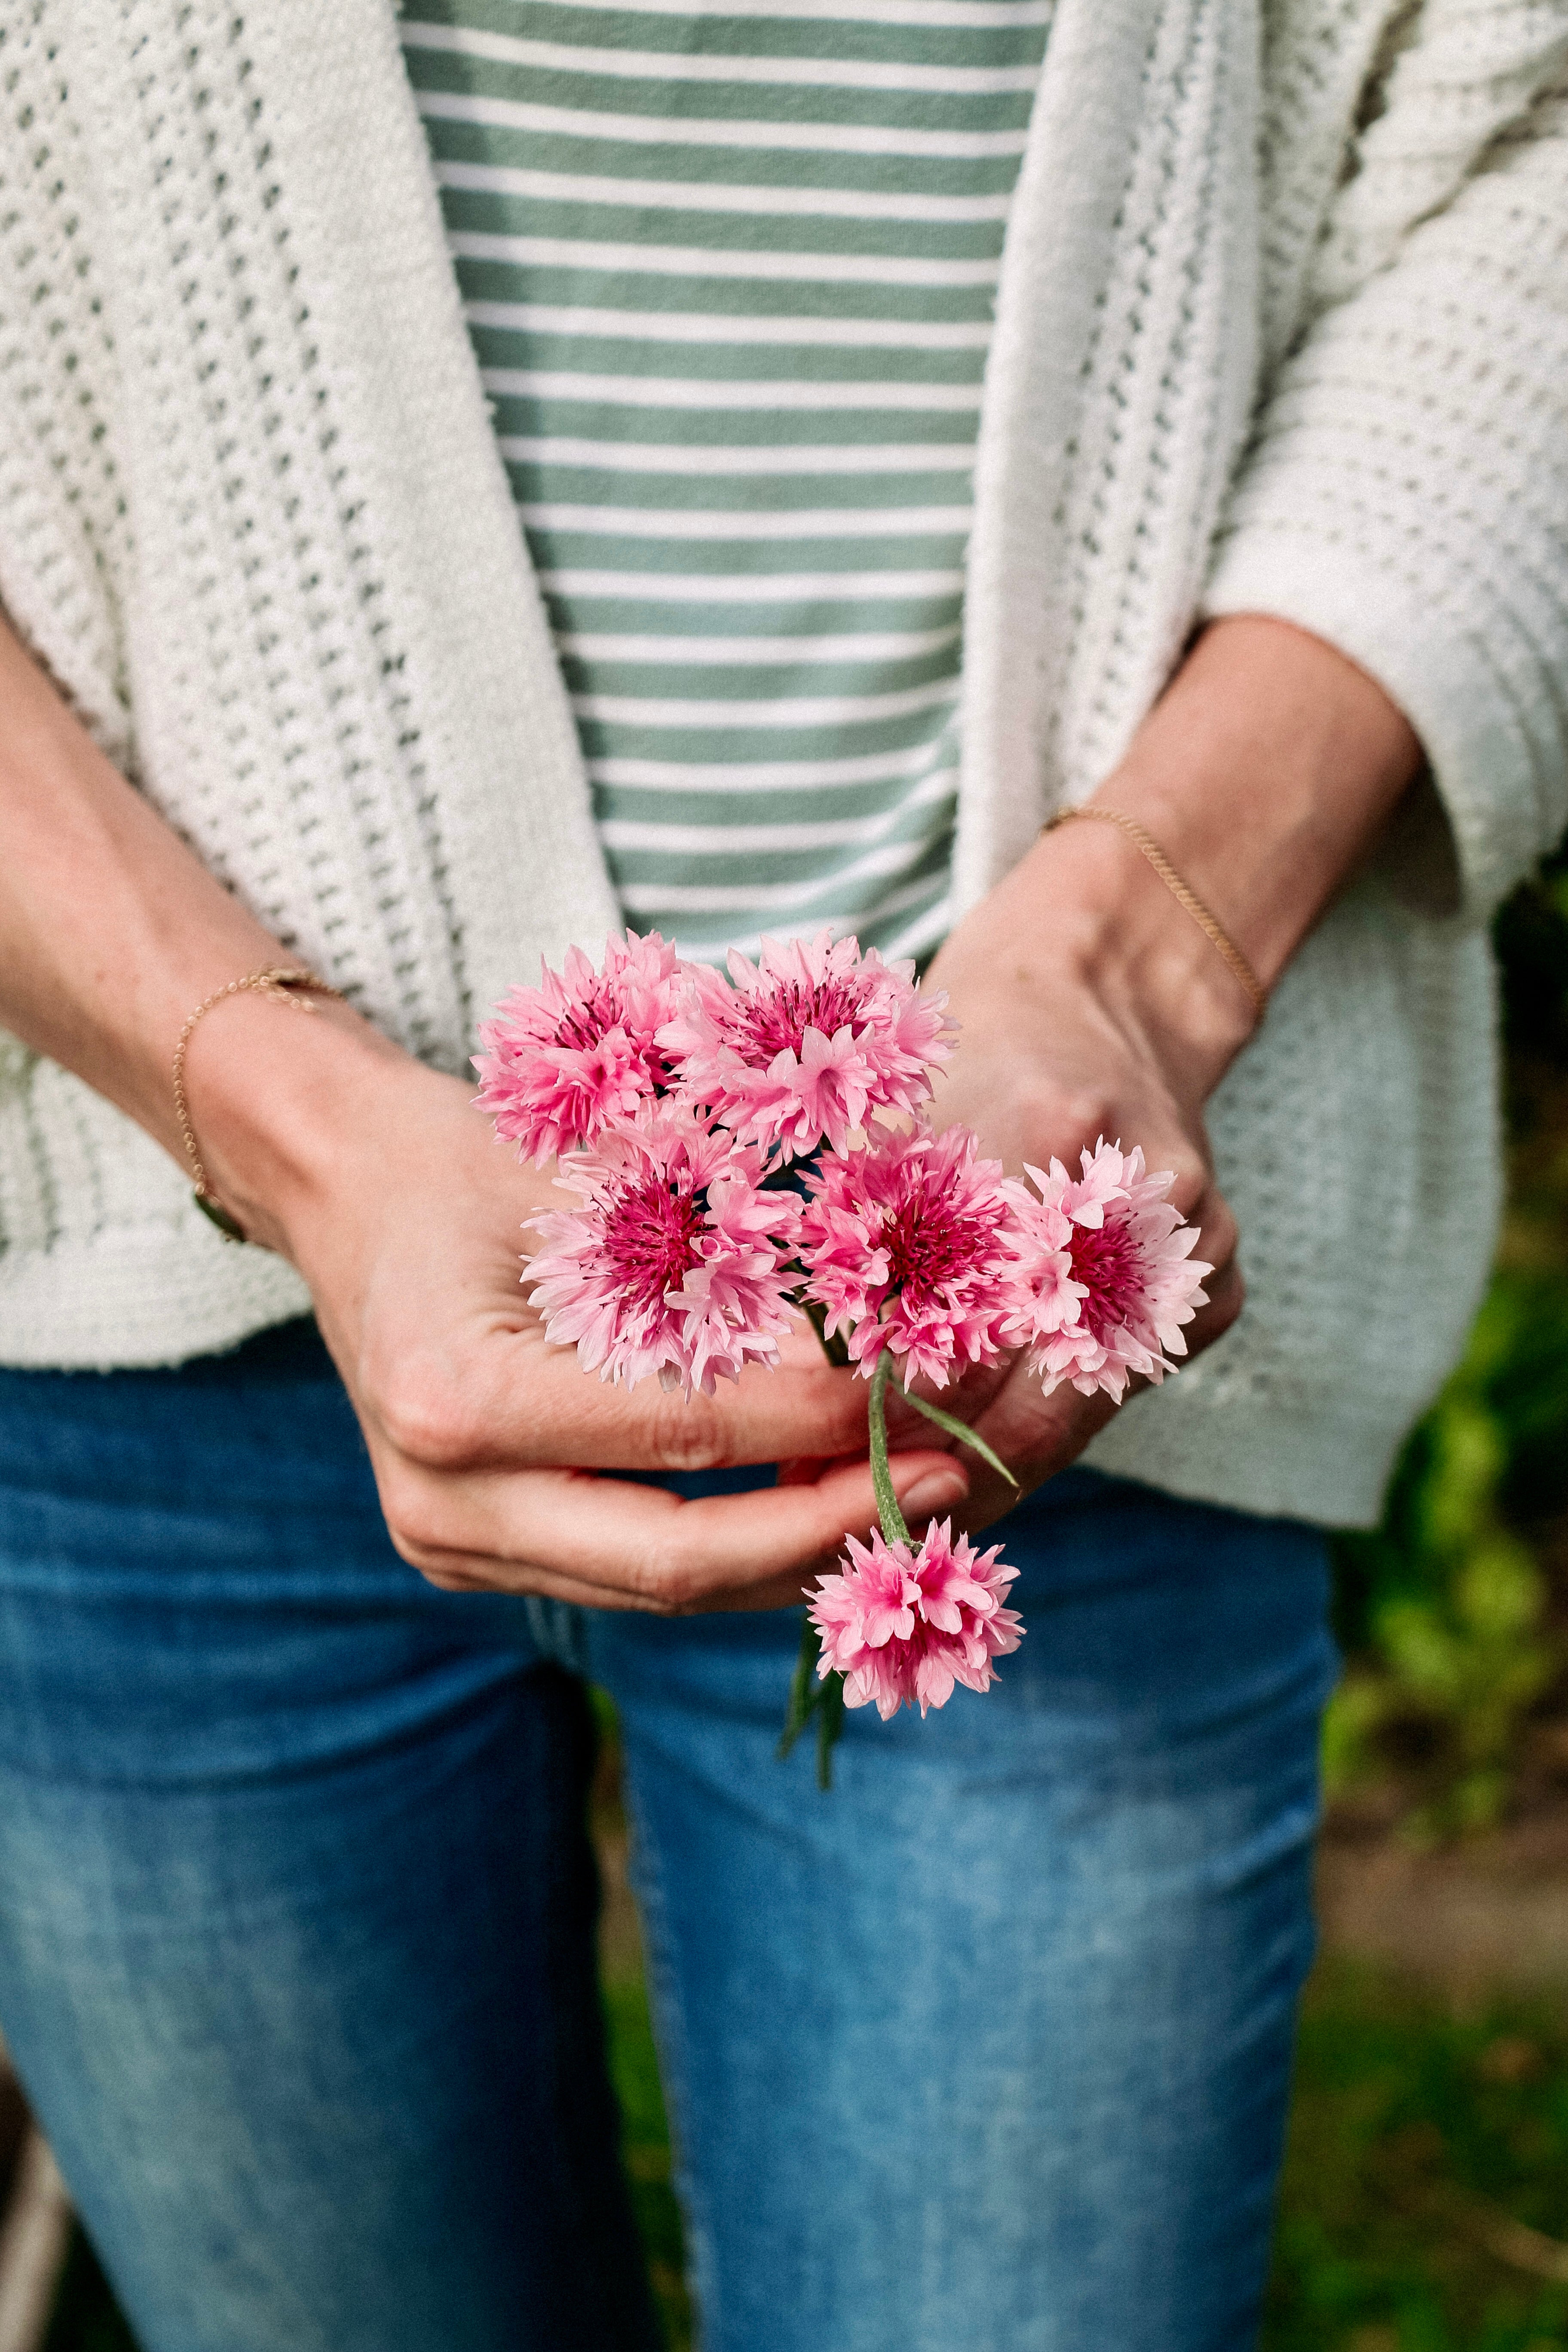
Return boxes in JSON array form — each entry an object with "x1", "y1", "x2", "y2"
[
  {"x1": 383, "y1": 1521, "x2": 425, "y2": 1569},
  {"x1": 649, "y1": 1385, "x2": 732, "y2": 1476},
  {"x1": 377, "y1": 1466, "x2": 448, "y2": 1564},
  {"x1": 1167, "y1": 1146, "x2": 1213, "y2": 1216},
  {"x1": 632, "y1": 1542, "x2": 702, "y2": 1616},
  {"x1": 384, "y1": 1513, "x2": 437, "y2": 1568},
  {"x1": 1054, "y1": 1086, "x2": 1120, "y2": 1147},
  {"x1": 1014, "y1": 1081, "x2": 1120, "y2": 1163},
  {"x1": 416, "y1": 1560, "x2": 478, "y2": 1594},
  {"x1": 377, "y1": 1366, "x2": 478, "y2": 1470}
]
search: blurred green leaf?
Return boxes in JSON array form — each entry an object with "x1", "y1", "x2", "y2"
[{"x1": 1324, "y1": 851, "x2": 1568, "y2": 1837}]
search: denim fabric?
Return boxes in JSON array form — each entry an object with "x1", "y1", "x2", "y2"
[{"x1": 0, "y1": 1319, "x2": 1334, "y2": 2352}]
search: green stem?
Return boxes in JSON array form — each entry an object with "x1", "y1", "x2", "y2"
[
  {"x1": 776, "y1": 1611, "x2": 823, "y2": 1761},
  {"x1": 868, "y1": 1353, "x2": 912, "y2": 1546},
  {"x1": 777, "y1": 1611, "x2": 845, "y2": 1791},
  {"x1": 815, "y1": 1669, "x2": 845, "y2": 1792},
  {"x1": 798, "y1": 1289, "x2": 851, "y2": 1370}
]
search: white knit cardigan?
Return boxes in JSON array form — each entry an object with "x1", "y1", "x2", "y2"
[{"x1": 1, "y1": 0, "x2": 1565, "y2": 1527}]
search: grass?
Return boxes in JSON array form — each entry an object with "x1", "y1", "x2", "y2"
[
  {"x1": 43, "y1": 2233, "x2": 135, "y2": 2352},
  {"x1": 42, "y1": 1947, "x2": 1568, "y2": 2352},
  {"x1": 1265, "y1": 1959, "x2": 1568, "y2": 2352},
  {"x1": 601, "y1": 1949, "x2": 1568, "y2": 2352},
  {"x1": 603, "y1": 1972, "x2": 692, "y2": 2351}
]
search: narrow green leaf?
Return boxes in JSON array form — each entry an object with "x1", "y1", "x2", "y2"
[{"x1": 896, "y1": 1384, "x2": 1020, "y2": 1488}]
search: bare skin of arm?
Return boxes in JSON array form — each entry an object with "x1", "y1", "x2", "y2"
[{"x1": 0, "y1": 610, "x2": 1419, "y2": 1605}]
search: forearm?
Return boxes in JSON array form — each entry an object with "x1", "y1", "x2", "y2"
[
  {"x1": 0, "y1": 616, "x2": 280, "y2": 1142},
  {"x1": 0, "y1": 612, "x2": 407, "y2": 1246}
]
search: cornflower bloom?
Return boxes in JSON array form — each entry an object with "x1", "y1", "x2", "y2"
[
  {"x1": 796, "y1": 1121, "x2": 1026, "y2": 1388},
  {"x1": 660, "y1": 930, "x2": 954, "y2": 1161},
  {"x1": 1007, "y1": 1139, "x2": 1211, "y2": 1401},
  {"x1": 525, "y1": 1110, "x2": 802, "y2": 1395},
  {"x1": 809, "y1": 1520, "x2": 1023, "y2": 1718},
  {"x1": 475, "y1": 930, "x2": 684, "y2": 1163}
]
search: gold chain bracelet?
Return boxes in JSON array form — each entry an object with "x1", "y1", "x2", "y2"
[
  {"x1": 172, "y1": 966, "x2": 343, "y2": 1243},
  {"x1": 1041, "y1": 806, "x2": 1267, "y2": 1025}
]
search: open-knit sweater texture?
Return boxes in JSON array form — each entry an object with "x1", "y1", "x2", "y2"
[{"x1": 0, "y1": 0, "x2": 1565, "y2": 1526}]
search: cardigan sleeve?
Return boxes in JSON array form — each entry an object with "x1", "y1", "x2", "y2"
[{"x1": 1201, "y1": 10, "x2": 1568, "y2": 924}]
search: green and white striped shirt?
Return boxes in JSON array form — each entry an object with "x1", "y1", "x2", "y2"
[{"x1": 401, "y1": 0, "x2": 1050, "y2": 965}]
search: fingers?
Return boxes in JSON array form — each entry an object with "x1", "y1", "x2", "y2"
[
  {"x1": 910, "y1": 1181, "x2": 1243, "y2": 1530},
  {"x1": 368, "y1": 1319, "x2": 871, "y2": 1479},
  {"x1": 381, "y1": 1447, "x2": 971, "y2": 1613},
  {"x1": 1190, "y1": 1255, "x2": 1244, "y2": 1350},
  {"x1": 953, "y1": 1375, "x2": 1121, "y2": 1530}
]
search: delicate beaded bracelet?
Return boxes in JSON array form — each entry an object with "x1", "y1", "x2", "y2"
[
  {"x1": 172, "y1": 965, "x2": 343, "y2": 1243},
  {"x1": 1041, "y1": 806, "x2": 1267, "y2": 1026}
]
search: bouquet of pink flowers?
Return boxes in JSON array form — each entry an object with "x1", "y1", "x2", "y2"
[{"x1": 477, "y1": 931, "x2": 1211, "y2": 1785}]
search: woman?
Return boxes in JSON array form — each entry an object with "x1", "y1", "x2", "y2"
[{"x1": 0, "y1": 3, "x2": 1563, "y2": 2346}]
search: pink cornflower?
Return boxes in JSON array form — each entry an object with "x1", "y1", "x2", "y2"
[
  {"x1": 1006, "y1": 1139, "x2": 1212, "y2": 1402},
  {"x1": 475, "y1": 931, "x2": 686, "y2": 1164},
  {"x1": 659, "y1": 931, "x2": 954, "y2": 1161},
  {"x1": 796, "y1": 1122, "x2": 1026, "y2": 1387},
  {"x1": 809, "y1": 1519, "x2": 1024, "y2": 1719},
  {"x1": 525, "y1": 1109, "x2": 802, "y2": 1395}
]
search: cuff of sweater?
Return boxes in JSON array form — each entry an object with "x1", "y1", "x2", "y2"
[{"x1": 1200, "y1": 527, "x2": 1558, "y2": 927}]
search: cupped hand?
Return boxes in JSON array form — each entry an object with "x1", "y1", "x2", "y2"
[
  {"x1": 897, "y1": 820, "x2": 1254, "y2": 1528},
  {"x1": 228, "y1": 1036, "x2": 968, "y2": 1611}
]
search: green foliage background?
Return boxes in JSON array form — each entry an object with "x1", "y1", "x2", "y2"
[{"x1": 1327, "y1": 852, "x2": 1568, "y2": 1837}]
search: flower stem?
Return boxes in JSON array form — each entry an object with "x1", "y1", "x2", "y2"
[
  {"x1": 776, "y1": 1610, "x2": 845, "y2": 1792},
  {"x1": 778, "y1": 1341, "x2": 909, "y2": 1797},
  {"x1": 777, "y1": 1611, "x2": 821, "y2": 1761},
  {"x1": 798, "y1": 1289, "x2": 851, "y2": 1370},
  {"x1": 868, "y1": 1354, "x2": 912, "y2": 1546},
  {"x1": 815, "y1": 1669, "x2": 845, "y2": 1792}
]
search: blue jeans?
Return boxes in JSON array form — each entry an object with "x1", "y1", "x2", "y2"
[{"x1": 0, "y1": 1319, "x2": 1333, "y2": 2352}]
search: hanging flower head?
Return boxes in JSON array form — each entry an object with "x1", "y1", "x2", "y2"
[
  {"x1": 525, "y1": 1109, "x2": 802, "y2": 1396},
  {"x1": 475, "y1": 930, "x2": 685, "y2": 1164},
  {"x1": 797, "y1": 1121, "x2": 1026, "y2": 1388},
  {"x1": 809, "y1": 1519, "x2": 1023, "y2": 1719},
  {"x1": 660, "y1": 931, "x2": 955, "y2": 1161},
  {"x1": 1006, "y1": 1139, "x2": 1212, "y2": 1402}
]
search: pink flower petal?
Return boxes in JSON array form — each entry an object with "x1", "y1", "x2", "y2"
[
  {"x1": 475, "y1": 930, "x2": 687, "y2": 1163},
  {"x1": 797, "y1": 1121, "x2": 1028, "y2": 1387},
  {"x1": 658, "y1": 930, "x2": 955, "y2": 1161},
  {"x1": 808, "y1": 1519, "x2": 1023, "y2": 1720},
  {"x1": 524, "y1": 1107, "x2": 802, "y2": 1395},
  {"x1": 1004, "y1": 1139, "x2": 1213, "y2": 1403}
]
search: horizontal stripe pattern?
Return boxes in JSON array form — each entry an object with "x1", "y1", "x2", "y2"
[{"x1": 403, "y1": 0, "x2": 1049, "y2": 962}]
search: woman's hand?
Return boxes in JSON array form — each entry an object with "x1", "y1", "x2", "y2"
[
  {"x1": 906, "y1": 818, "x2": 1250, "y2": 1526},
  {"x1": 191, "y1": 1009, "x2": 969, "y2": 1612},
  {"x1": 900, "y1": 615, "x2": 1426, "y2": 1526}
]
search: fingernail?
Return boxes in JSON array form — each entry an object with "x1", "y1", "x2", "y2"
[{"x1": 898, "y1": 1469, "x2": 968, "y2": 1519}]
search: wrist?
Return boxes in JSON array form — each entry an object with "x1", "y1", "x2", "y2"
[
  {"x1": 179, "y1": 990, "x2": 443, "y2": 1257},
  {"x1": 1096, "y1": 616, "x2": 1423, "y2": 990},
  {"x1": 1016, "y1": 819, "x2": 1259, "y2": 1087}
]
